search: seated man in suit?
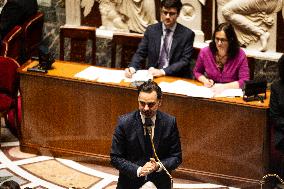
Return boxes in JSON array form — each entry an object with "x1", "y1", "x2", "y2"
[
  {"x1": 125, "y1": 0, "x2": 195, "y2": 78},
  {"x1": 110, "y1": 80, "x2": 182, "y2": 189},
  {"x1": 0, "y1": 0, "x2": 38, "y2": 42}
]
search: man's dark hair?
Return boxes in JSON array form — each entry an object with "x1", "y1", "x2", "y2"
[
  {"x1": 161, "y1": 0, "x2": 183, "y2": 14},
  {"x1": 0, "y1": 180, "x2": 20, "y2": 189},
  {"x1": 209, "y1": 22, "x2": 240, "y2": 59},
  {"x1": 278, "y1": 54, "x2": 284, "y2": 83},
  {"x1": 138, "y1": 80, "x2": 162, "y2": 99}
]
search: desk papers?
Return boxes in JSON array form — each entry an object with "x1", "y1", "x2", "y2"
[
  {"x1": 74, "y1": 66, "x2": 102, "y2": 81},
  {"x1": 159, "y1": 80, "x2": 243, "y2": 98},
  {"x1": 75, "y1": 67, "x2": 243, "y2": 98},
  {"x1": 74, "y1": 66, "x2": 125, "y2": 83},
  {"x1": 75, "y1": 67, "x2": 153, "y2": 84},
  {"x1": 124, "y1": 70, "x2": 153, "y2": 82}
]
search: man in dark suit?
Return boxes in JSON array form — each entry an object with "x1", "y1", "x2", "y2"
[
  {"x1": 110, "y1": 80, "x2": 182, "y2": 189},
  {"x1": 0, "y1": 0, "x2": 38, "y2": 42},
  {"x1": 125, "y1": 0, "x2": 195, "y2": 78}
]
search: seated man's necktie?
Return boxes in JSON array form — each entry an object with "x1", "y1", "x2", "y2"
[{"x1": 158, "y1": 29, "x2": 171, "y2": 68}]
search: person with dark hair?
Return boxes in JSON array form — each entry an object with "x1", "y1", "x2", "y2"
[
  {"x1": 0, "y1": 0, "x2": 38, "y2": 42},
  {"x1": 0, "y1": 180, "x2": 20, "y2": 189},
  {"x1": 270, "y1": 54, "x2": 284, "y2": 153},
  {"x1": 125, "y1": 0, "x2": 195, "y2": 78},
  {"x1": 193, "y1": 22, "x2": 249, "y2": 95},
  {"x1": 110, "y1": 80, "x2": 182, "y2": 189}
]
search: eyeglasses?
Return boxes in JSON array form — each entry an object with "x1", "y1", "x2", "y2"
[
  {"x1": 215, "y1": 37, "x2": 228, "y2": 44},
  {"x1": 139, "y1": 101, "x2": 157, "y2": 108},
  {"x1": 161, "y1": 10, "x2": 177, "y2": 17}
]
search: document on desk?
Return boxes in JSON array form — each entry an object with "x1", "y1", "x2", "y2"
[
  {"x1": 74, "y1": 66, "x2": 125, "y2": 83},
  {"x1": 214, "y1": 88, "x2": 243, "y2": 97},
  {"x1": 74, "y1": 66, "x2": 103, "y2": 80},
  {"x1": 97, "y1": 70, "x2": 125, "y2": 83},
  {"x1": 159, "y1": 80, "x2": 243, "y2": 98},
  {"x1": 124, "y1": 70, "x2": 153, "y2": 82},
  {"x1": 159, "y1": 80, "x2": 214, "y2": 98}
]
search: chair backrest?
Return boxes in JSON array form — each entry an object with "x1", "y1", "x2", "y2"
[
  {"x1": 0, "y1": 56, "x2": 20, "y2": 98},
  {"x1": 111, "y1": 33, "x2": 143, "y2": 68},
  {"x1": 0, "y1": 26, "x2": 23, "y2": 62},
  {"x1": 22, "y1": 12, "x2": 44, "y2": 61},
  {"x1": 60, "y1": 26, "x2": 96, "y2": 65}
]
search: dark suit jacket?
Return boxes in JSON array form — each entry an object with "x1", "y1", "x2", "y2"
[
  {"x1": 130, "y1": 22, "x2": 195, "y2": 78},
  {"x1": 110, "y1": 110, "x2": 182, "y2": 189},
  {"x1": 270, "y1": 80, "x2": 284, "y2": 152},
  {"x1": 0, "y1": 0, "x2": 38, "y2": 41}
]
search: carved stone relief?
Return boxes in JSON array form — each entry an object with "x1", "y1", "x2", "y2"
[
  {"x1": 218, "y1": 0, "x2": 283, "y2": 52},
  {"x1": 98, "y1": 0, "x2": 128, "y2": 31},
  {"x1": 63, "y1": 0, "x2": 284, "y2": 53},
  {"x1": 117, "y1": 0, "x2": 157, "y2": 33},
  {"x1": 178, "y1": 0, "x2": 204, "y2": 42},
  {"x1": 78, "y1": 0, "x2": 157, "y2": 33},
  {"x1": 0, "y1": 0, "x2": 6, "y2": 13},
  {"x1": 65, "y1": 0, "x2": 81, "y2": 25}
]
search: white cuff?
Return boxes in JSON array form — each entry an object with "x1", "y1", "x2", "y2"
[
  {"x1": 129, "y1": 67, "x2": 136, "y2": 74},
  {"x1": 156, "y1": 162, "x2": 163, "y2": 172},
  {"x1": 160, "y1": 69, "x2": 166, "y2": 76},
  {"x1": 137, "y1": 166, "x2": 142, "y2": 177}
]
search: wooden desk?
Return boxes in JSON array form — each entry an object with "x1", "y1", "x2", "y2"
[{"x1": 19, "y1": 60, "x2": 270, "y2": 188}]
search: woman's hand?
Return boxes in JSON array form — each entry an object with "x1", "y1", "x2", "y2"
[{"x1": 204, "y1": 79, "x2": 214, "y2": 88}]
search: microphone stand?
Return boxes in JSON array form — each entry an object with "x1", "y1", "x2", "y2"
[{"x1": 146, "y1": 127, "x2": 173, "y2": 189}]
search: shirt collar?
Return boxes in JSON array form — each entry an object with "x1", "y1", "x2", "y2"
[
  {"x1": 140, "y1": 112, "x2": 156, "y2": 126},
  {"x1": 162, "y1": 23, "x2": 177, "y2": 34}
]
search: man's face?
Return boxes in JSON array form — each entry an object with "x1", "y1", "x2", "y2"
[
  {"x1": 160, "y1": 7, "x2": 179, "y2": 28},
  {"x1": 138, "y1": 91, "x2": 161, "y2": 118}
]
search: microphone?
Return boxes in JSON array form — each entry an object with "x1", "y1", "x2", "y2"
[
  {"x1": 144, "y1": 117, "x2": 173, "y2": 189},
  {"x1": 144, "y1": 118, "x2": 153, "y2": 135}
]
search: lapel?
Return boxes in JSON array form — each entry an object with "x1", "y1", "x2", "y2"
[
  {"x1": 154, "y1": 23, "x2": 163, "y2": 64},
  {"x1": 169, "y1": 24, "x2": 181, "y2": 62},
  {"x1": 134, "y1": 111, "x2": 146, "y2": 153},
  {"x1": 153, "y1": 111, "x2": 162, "y2": 151}
]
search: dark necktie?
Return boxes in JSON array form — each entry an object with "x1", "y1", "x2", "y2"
[
  {"x1": 144, "y1": 118, "x2": 153, "y2": 159},
  {"x1": 158, "y1": 29, "x2": 171, "y2": 68}
]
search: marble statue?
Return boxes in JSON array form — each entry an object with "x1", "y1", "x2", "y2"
[
  {"x1": 82, "y1": 0, "x2": 156, "y2": 32},
  {"x1": 81, "y1": 0, "x2": 128, "y2": 31},
  {"x1": 117, "y1": 0, "x2": 157, "y2": 33},
  {"x1": 81, "y1": 0, "x2": 95, "y2": 17},
  {"x1": 221, "y1": 0, "x2": 284, "y2": 51},
  {"x1": 216, "y1": 0, "x2": 227, "y2": 23},
  {"x1": 99, "y1": 0, "x2": 128, "y2": 31},
  {"x1": 0, "y1": 0, "x2": 6, "y2": 13}
]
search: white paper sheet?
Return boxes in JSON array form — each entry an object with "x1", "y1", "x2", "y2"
[
  {"x1": 124, "y1": 70, "x2": 153, "y2": 82},
  {"x1": 159, "y1": 80, "x2": 214, "y2": 98},
  {"x1": 215, "y1": 88, "x2": 243, "y2": 97},
  {"x1": 74, "y1": 66, "x2": 125, "y2": 83},
  {"x1": 74, "y1": 66, "x2": 103, "y2": 80},
  {"x1": 159, "y1": 80, "x2": 243, "y2": 98},
  {"x1": 97, "y1": 70, "x2": 125, "y2": 83}
]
